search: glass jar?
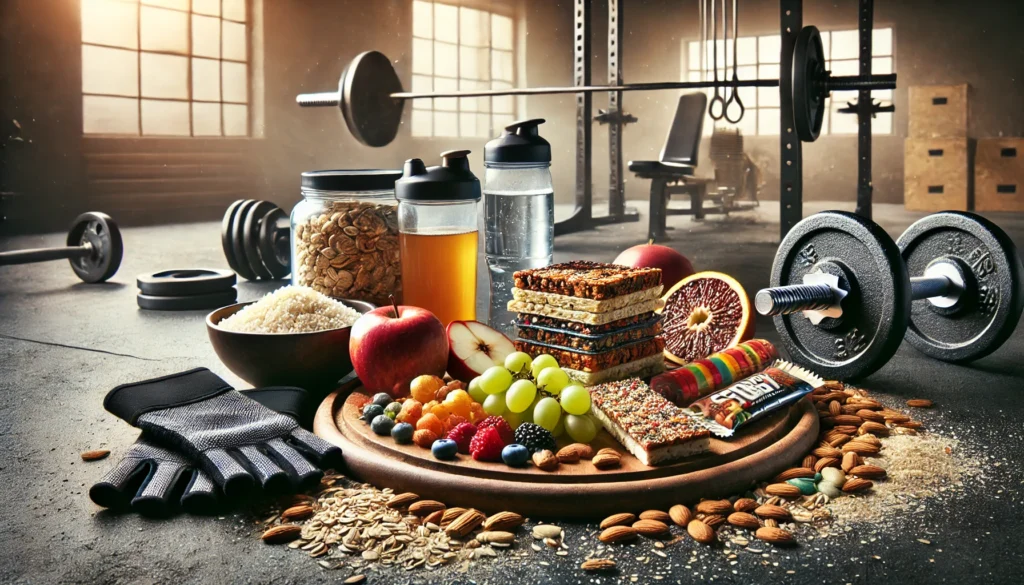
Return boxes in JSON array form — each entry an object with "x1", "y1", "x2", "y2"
[
  {"x1": 291, "y1": 169, "x2": 403, "y2": 305},
  {"x1": 395, "y1": 151, "x2": 481, "y2": 327}
]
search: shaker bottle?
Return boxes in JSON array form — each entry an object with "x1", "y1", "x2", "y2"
[
  {"x1": 395, "y1": 150, "x2": 481, "y2": 327},
  {"x1": 483, "y1": 119, "x2": 554, "y2": 336}
]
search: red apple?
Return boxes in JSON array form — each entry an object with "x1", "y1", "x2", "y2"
[
  {"x1": 446, "y1": 320, "x2": 515, "y2": 383},
  {"x1": 349, "y1": 302, "x2": 448, "y2": 398},
  {"x1": 614, "y1": 243, "x2": 695, "y2": 290}
]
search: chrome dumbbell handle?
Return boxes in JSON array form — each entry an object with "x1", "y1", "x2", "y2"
[{"x1": 756, "y1": 272, "x2": 960, "y2": 317}]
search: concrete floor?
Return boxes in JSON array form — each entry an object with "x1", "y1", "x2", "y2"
[{"x1": 1, "y1": 201, "x2": 1023, "y2": 584}]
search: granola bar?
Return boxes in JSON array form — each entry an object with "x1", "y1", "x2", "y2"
[
  {"x1": 516, "y1": 312, "x2": 658, "y2": 335},
  {"x1": 514, "y1": 337, "x2": 664, "y2": 372},
  {"x1": 562, "y1": 354, "x2": 666, "y2": 386},
  {"x1": 516, "y1": 319, "x2": 662, "y2": 352},
  {"x1": 510, "y1": 285, "x2": 663, "y2": 313},
  {"x1": 507, "y1": 298, "x2": 662, "y2": 325},
  {"x1": 513, "y1": 261, "x2": 662, "y2": 300}
]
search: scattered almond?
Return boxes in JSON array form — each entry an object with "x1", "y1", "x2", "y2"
[
  {"x1": 842, "y1": 440, "x2": 881, "y2": 455},
  {"x1": 801, "y1": 454, "x2": 817, "y2": 469},
  {"x1": 483, "y1": 511, "x2": 524, "y2": 531},
  {"x1": 600, "y1": 512, "x2": 637, "y2": 529},
  {"x1": 812, "y1": 446, "x2": 842, "y2": 459},
  {"x1": 842, "y1": 477, "x2": 873, "y2": 493},
  {"x1": 80, "y1": 449, "x2": 110, "y2": 462},
  {"x1": 856, "y1": 409, "x2": 886, "y2": 423},
  {"x1": 423, "y1": 510, "x2": 444, "y2": 525},
  {"x1": 859, "y1": 421, "x2": 890, "y2": 436},
  {"x1": 555, "y1": 445, "x2": 582, "y2": 463},
  {"x1": 773, "y1": 467, "x2": 815, "y2": 482},
  {"x1": 727, "y1": 512, "x2": 761, "y2": 530},
  {"x1": 599, "y1": 525, "x2": 638, "y2": 544},
  {"x1": 559, "y1": 443, "x2": 593, "y2": 460},
  {"x1": 849, "y1": 464, "x2": 887, "y2": 479},
  {"x1": 755, "y1": 526, "x2": 795, "y2": 545},
  {"x1": 385, "y1": 492, "x2": 418, "y2": 508},
  {"x1": 842, "y1": 451, "x2": 860, "y2": 472},
  {"x1": 639, "y1": 509, "x2": 673, "y2": 523},
  {"x1": 828, "y1": 400, "x2": 842, "y2": 417},
  {"x1": 592, "y1": 448, "x2": 622, "y2": 470},
  {"x1": 281, "y1": 505, "x2": 314, "y2": 521},
  {"x1": 476, "y1": 531, "x2": 515, "y2": 544},
  {"x1": 695, "y1": 500, "x2": 733, "y2": 515},
  {"x1": 701, "y1": 514, "x2": 726, "y2": 529},
  {"x1": 832, "y1": 414, "x2": 864, "y2": 426},
  {"x1": 686, "y1": 520, "x2": 715, "y2": 544},
  {"x1": 581, "y1": 558, "x2": 617, "y2": 571},
  {"x1": 733, "y1": 498, "x2": 758, "y2": 513},
  {"x1": 906, "y1": 398, "x2": 933, "y2": 408},
  {"x1": 764, "y1": 483, "x2": 802, "y2": 498},
  {"x1": 753, "y1": 504, "x2": 791, "y2": 521},
  {"x1": 440, "y1": 507, "x2": 467, "y2": 525},
  {"x1": 632, "y1": 519, "x2": 670, "y2": 537},
  {"x1": 532, "y1": 449, "x2": 559, "y2": 471},
  {"x1": 261, "y1": 524, "x2": 302, "y2": 544},
  {"x1": 813, "y1": 457, "x2": 839, "y2": 472},
  {"x1": 408, "y1": 500, "x2": 445, "y2": 517},
  {"x1": 668, "y1": 504, "x2": 693, "y2": 526},
  {"x1": 445, "y1": 508, "x2": 485, "y2": 537}
]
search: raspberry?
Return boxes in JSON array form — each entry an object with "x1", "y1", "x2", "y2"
[
  {"x1": 445, "y1": 422, "x2": 478, "y2": 454},
  {"x1": 469, "y1": 426, "x2": 507, "y2": 462},
  {"x1": 477, "y1": 416, "x2": 514, "y2": 444}
]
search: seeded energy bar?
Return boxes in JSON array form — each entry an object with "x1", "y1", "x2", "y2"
[
  {"x1": 513, "y1": 261, "x2": 662, "y2": 300},
  {"x1": 516, "y1": 319, "x2": 662, "y2": 352},
  {"x1": 517, "y1": 312, "x2": 658, "y2": 335}
]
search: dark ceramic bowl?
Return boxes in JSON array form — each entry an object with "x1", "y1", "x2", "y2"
[{"x1": 206, "y1": 299, "x2": 375, "y2": 390}]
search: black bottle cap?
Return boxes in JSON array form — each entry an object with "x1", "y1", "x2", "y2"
[
  {"x1": 395, "y1": 150, "x2": 481, "y2": 202},
  {"x1": 484, "y1": 118, "x2": 551, "y2": 164},
  {"x1": 300, "y1": 169, "x2": 402, "y2": 192}
]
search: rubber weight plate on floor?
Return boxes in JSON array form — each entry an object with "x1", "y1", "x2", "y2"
[
  {"x1": 221, "y1": 199, "x2": 248, "y2": 275},
  {"x1": 229, "y1": 200, "x2": 260, "y2": 281},
  {"x1": 67, "y1": 212, "x2": 124, "y2": 283},
  {"x1": 137, "y1": 269, "x2": 236, "y2": 297},
  {"x1": 241, "y1": 200, "x2": 279, "y2": 280},
  {"x1": 137, "y1": 289, "x2": 237, "y2": 311},
  {"x1": 897, "y1": 211, "x2": 1024, "y2": 362},
  {"x1": 770, "y1": 211, "x2": 910, "y2": 379}
]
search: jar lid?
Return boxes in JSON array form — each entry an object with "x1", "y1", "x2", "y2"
[
  {"x1": 301, "y1": 169, "x2": 402, "y2": 192},
  {"x1": 484, "y1": 118, "x2": 551, "y2": 164},
  {"x1": 395, "y1": 150, "x2": 481, "y2": 202}
]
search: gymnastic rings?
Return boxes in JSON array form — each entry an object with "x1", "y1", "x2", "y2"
[
  {"x1": 708, "y1": 0, "x2": 726, "y2": 121},
  {"x1": 723, "y1": 0, "x2": 745, "y2": 124}
]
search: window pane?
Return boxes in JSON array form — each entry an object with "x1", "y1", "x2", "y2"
[
  {"x1": 193, "y1": 15, "x2": 220, "y2": 58},
  {"x1": 688, "y1": 70, "x2": 701, "y2": 82},
  {"x1": 141, "y1": 53, "x2": 188, "y2": 98},
  {"x1": 223, "y1": 21, "x2": 247, "y2": 61},
  {"x1": 491, "y1": 50, "x2": 513, "y2": 82},
  {"x1": 819, "y1": 31, "x2": 830, "y2": 59},
  {"x1": 83, "y1": 96, "x2": 138, "y2": 134},
  {"x1": 830, "y1": 104, "x2": 858, "y2": 133},
  {"x1": 82, "y1": 45, "x2": 138, "y2": 96},
  {"x1": 830, "y1": 30, "x2": 859, "y2": 60},
  {"x1": 222, "y1": 61, "x2": 248, "y2": 102},
  {"x1": 758, "y1": 64, "x2": 780, "y2": 107},
  {"x1": 434, "y1": 42, "x2": 458, "y2": 77},
  {"x1": 141, "y1": 99, "x2": 189, "y2": 135},
  {"x1": 758, "y1": 35, "x2": 780, "y2": 64},
  {"x1": 411, "y1": 75, "x2": 432, "y2": 109},
  {"x1": 460, "y1": 8, "x2": 489, "y2": 47},
  {"x1": 412, "y1": 38, "x2": 433, "y2": 74},
  {"x1": 492, "y1": 114, "x2": 514, "y2": 133},
  {"x1": 492, "y1": 81, "x2": 513, "y2": 114},
  {"x1": 82, "y1": 0, "x2": 138, "y2": 49},
  {"x1": 492, "y1": 15, "x2": 513, "y2": 50},
  {"x1": 758, "y1": 108, "x2": 780, "y2": 135},
  {"x1": 141, "y1": 6, "x2": 188, "y2": 53},
  {"x1": 434, "y1": 111, "x2": 458, "y2": 136},
  {"x1": 142, "y1": 0, "x2": 188, "y2": 9},
  {"x1": 434, "y1": 3, "x2": 458, "y2": 43},
  {"x1": 460, "y1": 112, "x2": 478, "y2": 137},
  {"x1": 459, "y1": 79, "x2": 488, "y2": 112},
  {"x1": 411, "y1": 109, "x2": 432, "y2": 137},
  {"x1": 829, "y1": 59, "x2": 859, "y2": 77},
  {"x1": 872, "y1": 112, "x2": 892, "y2": 134},
  {"x1": 873, "y1": 28, "x2": 892, "y2": 56},
  {"x1": 433, "y1": 77, "x2": 458, "y2": 111},
  {"x1": 736, "y1": 36, "x2": 757, "y2": 66},
  {"x1": 460, "y1": 46, "x2": 489, "y2": 80},
  {"x1": 192, "y1": 58, "x2": 221, "y2": 101},
  {"x1": 223, "y1": 0, "x2": 246, "y2": 22},
  {"x1": 193, "y1": 0, "x2": 221, "y2": 16},
  {"x1": 872, "y1": 57, "x2": 892, "y2": 75},
  {"x1": 223, "y1": 104, "x2": 248, "y2": 135},
  {"x1": 688, "y1": 41, "x2": 700, "y2": 72},
  {"x1": 413, "y1": 1, "x2": 433, "y2": 38},
  {"x1": 192, "y1": 102, "x2": 221, "y2": 135},
  {"x1": 478, "y1": 113, "x2": 491, "y2": 136}
]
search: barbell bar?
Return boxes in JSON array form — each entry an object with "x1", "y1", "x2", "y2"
[
  {"x1": 0, "y1": 212, "x2": 123, "y2": 283},
  {"x1": 295, "y1": 26, "x2": 895, "y2": 147}
]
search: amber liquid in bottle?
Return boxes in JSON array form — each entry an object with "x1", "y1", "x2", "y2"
[{"x1": 399, "y1": 229, "x2": 478, "y2": 326}]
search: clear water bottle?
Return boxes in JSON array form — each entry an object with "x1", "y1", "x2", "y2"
[{"x1": 483, "y1": 119, "x2": 554, "y2": 337}]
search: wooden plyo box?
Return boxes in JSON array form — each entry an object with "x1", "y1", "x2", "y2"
[
  {"x1": 904, "y1": 138, "x2": 972, "y2": 211},
  {"x1": 975, "y1": 138, "x2": 1024, "y2": 212},
  {"x1": 909, "y1": 84, "x2": 970, "y2": 138}
]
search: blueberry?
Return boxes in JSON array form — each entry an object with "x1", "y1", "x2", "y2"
[
  {"x1": 372, "y1": 392, "x2": 393, "y2": 408},
  {"x1": 362, "y1": 403, "x2": 385, "y2": 421},
  {"x1": 501, "y1": 443, "x2": 530, "y2": 467},
  {"x1": 370, "y1": 414, "x2": 395, "y2": 436},
  {"x1": 384, "y1": 402, "x2": 403, "y2": 420},
  {"x1": 391, "y1": 422, "x2": 414, "y2": 444},
  {"x1": 431, "y1": 438, "x2": 458, "y2": 460}
]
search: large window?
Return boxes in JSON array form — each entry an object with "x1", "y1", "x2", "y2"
[
  {"x1": 685, "y1": 27, "x2": 893, "y2": 136},
  {"x1": 411, "y1": 1, "x2": 516, "y2": 138},
  {"x1": 81, "y1": 0, "x2": 251, "y2": 137}
]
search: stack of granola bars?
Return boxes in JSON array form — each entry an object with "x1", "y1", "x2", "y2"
[{"x1": 508, "y1": 261, "x2": 667, "y2": 385}]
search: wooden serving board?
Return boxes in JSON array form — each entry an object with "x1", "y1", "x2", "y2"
[{"x1": 314, "y1": 385, "x2": 819, "y2": 519}]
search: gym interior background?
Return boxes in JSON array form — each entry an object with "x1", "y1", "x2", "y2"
[{"x1": 1, "y1": 0, "x2": 1023, "y2": 234}]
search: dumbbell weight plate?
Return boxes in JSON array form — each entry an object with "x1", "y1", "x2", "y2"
[
  {"x1": 770, "y1": 211, "x2": 910, "y2": 380},
  {"x1": 897, "y1": 211, "x2": 1024, "y2": 362},
  {"x1": 241, "y1": 200, "x2": 279, "y2": 280},
  {"x1": 137, "y1": 269, "x2": 236, "y2": 296},
  {"x1": 137, "y1": 289, "x2": 238, "y2": 311},
  {"x1": 221, "y1": 199, "x2": 247, "y2": 275},
  {"x1": 258, "y1": 207, "x2": 291, "y2": 279},
  {"x1": 792, "y1": 26, "x2": 826, "y2": 143},
  {"x1": 229, "y1": 200, "x2": 260, "y2": 281},
  {"x1": 67, "y1": 212, "x2": 124, "y2": 283}
]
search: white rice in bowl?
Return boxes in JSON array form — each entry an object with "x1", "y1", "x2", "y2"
[{"x1": 218, "y1": 286, "x2": 362, "y2": 334}]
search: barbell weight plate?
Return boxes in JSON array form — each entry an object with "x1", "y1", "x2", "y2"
[
  {"x1": 137, "y1": 269, "x2": 236, "y2": 297},
  {"x1": 770, "y1": 211, "x2": 910, "y2": 379},
  {"x1": 66, "y1": 212, "x2": 123, "y2": 283},
  {"x1": 258, "y1": 207, "x2": 291, "y2": 279},
  {"x1": 137, "y1": 289, "x2": 238, "y2": 311},
  {"x1": 792, "y1": 26, "x2": 826, "y2": 143},
  {"x1": 242, "y1": 200, "x2": 279, "y2": 280},
  {"x1": 342, "y1": 51, "x2": 405, "y2": 147},
  {"x1": 221, "y1": 199, "x2": 248, "y2": 274},
  {"x1": 229, "y1": 200, "x2": 260, "y2": 281},
  {"x1": 897, "y1": 211, "x2": 1024, "y2": 362}
]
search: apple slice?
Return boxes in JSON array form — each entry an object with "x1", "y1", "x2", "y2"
[{"x1": 447, "y1": 320, "x2": 516, "y2": 382}]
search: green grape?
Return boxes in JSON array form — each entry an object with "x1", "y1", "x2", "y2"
[
  {"x1": 536, "y1": 367, "x2": 570, "y2": 395},
  {"x1": 551, "y1": 416, "x2": 565, "y2": 437},
  {"x1": 483, "y1": 392, "x2": 507, "y2": 415},
  {"x1": 467, "y1": 377, "x2": 488, "y2": 403},
  {"x1": 503, "y1": 351, "x2": 533, "y2": 376},
  {"x1": 559, "y1": 385, "x2": 591, "y2": 415},
  {"x1": 505, "y1": 379, "x2": 538, "y2": 413},
  {"x1": 530, "y1": 354, "x2": 559, "y2": 378},
  {"x1": 533, "y1": 397, "x2": 562, "y2": 431},
  {"x1": 480, "y1": 365, "x2": 513, "y2": 395},
  {"x1": 565, "y1": 414, "x2": 598, "y2": 443},
  {"x1": 504, "y1": 408, "x2": 528, "y2": 429}
]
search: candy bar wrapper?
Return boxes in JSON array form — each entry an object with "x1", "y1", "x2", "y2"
[
  {"x1": 651, "y1": 339, "x2": 779, "y2": 406},
  {"x1": 686, "y1": 360, "x2": 824, "y2": 438}
]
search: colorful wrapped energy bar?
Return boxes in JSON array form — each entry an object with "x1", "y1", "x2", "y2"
[
  {"x1": 650, "y1": 339, "x2": 779, "y2": 406},
  {"x1": 686, "y1": 361, "x2": 823, "y2": 438}
]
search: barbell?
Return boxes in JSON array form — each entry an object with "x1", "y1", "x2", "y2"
[
  {"x1": 0, "y1": 212, "x2": 123, "y2": 283},
  {"x1": 295, "y1": 26, "x2": 895, "y2": 146}
]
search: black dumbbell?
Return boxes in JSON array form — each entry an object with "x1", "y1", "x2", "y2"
[
  {"x1": 756, "y1": 211, "x2": 1023, "y2": 379},
  {"x1": 0, "y1": 212, "x2": 123, "y2": 283},
  {"x1": 221, "y1": 199, "x2": 291, "y2": 281}
]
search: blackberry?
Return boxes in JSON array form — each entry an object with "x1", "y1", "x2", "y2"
[{"x1": 513, "y1": 423, "x2": 556, "y2": 454}]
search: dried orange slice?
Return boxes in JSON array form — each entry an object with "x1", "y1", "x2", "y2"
[{"x1": 659, "y1": 271, "x2": 754, "y2": 366}]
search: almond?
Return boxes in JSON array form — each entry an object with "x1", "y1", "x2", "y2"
[
  {"x1": 822, "y1": 380, "x2": 845, "y2": 391},
  {"x1": 555, "y1": 445, "x2": 582, "y2": 463},
  {"x1": 841, "y1": 452, "x2": 860, "y2": 472},
  {"x1": 897, "y1": 420, "x2": 924, "y2": 429},
  {"x1": 832, "y1": 414, "x2": 864, "y2": 426},
  {"x1": 801, "y1": 454, "x2": 817, "y2": 469},
  {"x1": 668, "y1": 504, "x2": 693, "y2": 526},
  {"x1": 560, "y1": 443, "x2": 594, "y2": 460},
  {"x1": 483, "y1": 511, "x2": 524, "y2": 531},
  {"x1": 727, "y1": 512, "x2": 761, "y2": 529},
  {"x1": 281, "y1": 505, "x2": 314, "y2": 521},
  {"x1": 755, "y1": 526, "x2": 795, "y2": 545},
  {"x1": 409, "y1": 500, "x2": 445, "y2": 516},
  {"x1": 842, "y1": 440, "x2": 880, "y2": 455},
  {"x1": 632, "y1": 519, "x2": 670, "y2": 537},
  {"x1": 385, "y1": 492, "x2": 419, "y2": 508},
  {"x1": 881, "y1": 411, "x2": 911, "y2": 423},
  {"x1": 828, "y1": 435, "x2": 852, "y2": 448},
  {"x1": 424, "y1": 510, "x2": 444, "y2": 526},
  {"x1": 859, "y1": 421, "x2": 890, "y2": 436},
  {"x1": 812, "y1": 446, "x2": 842, "y2": 459},
  {"x1": 440, "y1": 507, "x2": 468, "y2": 525},
  {"x1": 828, "y1": 400, "x2": 842, "y2": 417},
  {"x1": 842, "y1": 477, "x2": 873, "y2": 492},
  {"x1": 753, "y1": 504, "x2": 791, "y2": 521},
  {"x1": 80, "y1": 449, "x2": 110, "y2": 462},
  {"x1": 532, "y1": 524, "x2": 563, "y2": 540},
  {"x1": 849, "y1": 464, "x2": 887, "y2": 479},
  {"x1": 639, "y1": 509, "x2": 673, "y2": 523},
  {"x1": 695, "y1": 499, "x2": 733, "y2": 515},
  {"x1": 261, "y1": 524, "x2": 302, "y2": 544},
  {"x1": 833, "y1": 425, "x2": 859, "y2": 435},
  {"x1": 532, "y1": 449, "x2": 559, "y2": 471},
  {"x1": 599, "y1": 525, "x2": 638, "y2": 544},
  {"x1": 581, "y1": 558, "x2": 617, "y2": 571},
  {"x1": 814, "y1": 457, "x2": 839, "y2": 472},
  {"x1": 765, "y1": 483, "x2": 802, "y2": 498},
  {"x1": 773, "y1": 467, "x2": 815, "y2": 482},
  {"x1": 733, "y1": 498, "x2": 758, "y2": 513},
  {"x1": 701, "y1": 514, "x2": 726, "y2": 529},
  {"x1": 856, "y1": 409, "x2": 886, "y2": 423},
  {"x1": 841, "y1": 403, "x2": 864, "y2": 415},
  {"x1": 476, "y1": 530, "x2": 515, "y2": 544},
  {"x1": 445, "y1": 508, "x2": 485, "y2": 537},
  {"x1": 592, "y1": 448, "x2": 622, "y2": 470},
  {"x1": 600, "y1": 513, "x2": 637, "y2": 529},
  {"x1": 906, "y1": 399, "x2": 933, "y2": 408},
  {"x1": 686, "y1": 520, "x2": 716, "y2": 544}
]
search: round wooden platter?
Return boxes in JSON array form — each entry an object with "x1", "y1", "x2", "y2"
[{"x1": 314, "y1": 385, "x2": 819, "y2": 519}]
